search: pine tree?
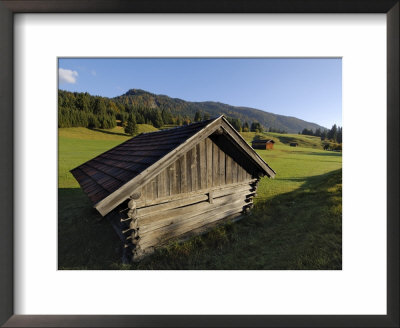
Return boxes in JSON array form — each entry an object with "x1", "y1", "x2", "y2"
[
  {"x1": 251, "y1": 122, "x2": 263, "y2": 132},
  {"x1": 194, "y1": 111, "x2": 202, "y2": 122},
  {"x1": 125, "y1": 113, "x2": 138, "y2": 136},
  {"x1": 94, "y1": 98, "x2": 106, "y2": 115},
  {"x1": 153, "y1": 110, "x2": 164, "y2": 128},
  {"x1": 321, "y1": 130, "x2": 328, "y2": 140},
  {"x1": 327, "y1": 124, "x2": 338, "y2": 142},
  {"x1": 203, "y1": 112, "x2": 210, "y2": 120},
  {"x1": 337, "y1": 126, "x2": 343, "y2": 143},
  {"x1": 162, "y1": 109, "x2": 173, "y2": 124}
]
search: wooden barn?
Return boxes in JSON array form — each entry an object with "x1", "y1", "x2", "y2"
[
  {"x1": 290, "y1": 142, "x2": 298, "y2": 147},
  {"x1": 251, "y1": 139, "x2": 275, "y2": 150},
  {"x1": 71, "y1": 116, "x2": 276, "y2": 261}
]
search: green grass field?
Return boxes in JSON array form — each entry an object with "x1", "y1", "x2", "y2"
[{"x1": 58, "y1": 127, "x2": 342, "y2": 270}]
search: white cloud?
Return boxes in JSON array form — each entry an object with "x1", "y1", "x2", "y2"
[{"x1": 59, "y1": 68, "x2": 78, "y2": 84}]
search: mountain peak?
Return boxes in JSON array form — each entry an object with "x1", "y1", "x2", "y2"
[{"x1": 124, "y1": 89, "x2": 152, "y2": 96}]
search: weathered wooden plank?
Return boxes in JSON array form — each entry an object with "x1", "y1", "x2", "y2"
[
  {"x1": 161, "y1": 168, "x2": 167, "y2": 198},
  {"x1": 180, "y1": 154, "x2": 187, "y2": 194},
  {"x1": 136, "y1": 185, "x2": 255, "y2": 219},
  {"x1": 139, "y1": 199, "x2": 246, "y2": 239},
  {"x1": 225, "y1": 154, "x2": 232, "y2": 185},
  {"x1": 191, "y1": 145, "x2": 198, "y2": 191},
  {"x1": 136, "y1": 193, "x2": 209, "y2": 217},
  {"x1": 166, "y1": 166, "x2": 171, "y2": 196},
  {"x1": 198, "y1": 139, "x2": 206, "y2": 190},
  {"x1": 237, "y1": 164, "x2": 243, "y2": 182},
  {"x1": 212, "y1": 142, "x2": 219, "y2": 186},
  {"x1": 186, "y1": 149, "x2": 192, "y2": 192},
  {"x1": 212, "y1": 184, "x2": 253, "y2": 199},
  {"x1": 140, "y1": 185, "x2": 147, "y2": 202},
  {"x1": 231, "y1": 158, "x2": 237, "y2": 184},
  {"x1": 138, "y1": 200, "x2": 246, "y2": 249},
  {"x1": 174, "y1": 157, "x2": 181, "y2": 195},
  {"x1": 138, "y1": 192, "x2": 247, "y2": 228},
  {"x1": 135, "y1": 210, "x2": 245, "y2": 260},
  {"x1": 135, "y1": 179, "x2": 257, "y2": 208},
  {"x1": 158, "y1": 170, "x2": 166, "y2": 199},
  {"x1": 219, "y1": 147, "x2": 225, "y2": 185},
  {"x1": 206, "y1": 138, "x2": 213, "y2": 188},
  {"x1": 168, "y1": 164, "x2": 175, "y2": 196},
  {"x1": 196, "y1": 143, "x2": 202, "y2": 190},
  {"x1": 145, "y1": 180, "x2": 153, "y2": 202},
  {"x1": 243, "y1": 166, "x2": 249, "y2": 182},
  {"x1": 153, "y1": 176, "x2": 159, "y2": 199},
  {"x1": 139, "y1": 197, "x2": 246, "y2": 242}
]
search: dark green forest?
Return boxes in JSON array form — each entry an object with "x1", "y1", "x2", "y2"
[
  {"x1": 58, "y1": 88, "x2": 327, "y2": 133},
  {"x1": 301, "y1": 125, "x2": 342, "y2": 144}
]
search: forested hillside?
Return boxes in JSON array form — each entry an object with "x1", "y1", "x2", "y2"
[{"x1": 58, "y1": 88, "x2": 326, "y2": 133}]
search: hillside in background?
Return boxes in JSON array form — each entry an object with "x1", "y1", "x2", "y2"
[
  {"x1": 58, "y1": 88, "x2": 326, "y2": 133},
  {"x1": 113, "y1": 89, "x2": 326, "y2": 133}
]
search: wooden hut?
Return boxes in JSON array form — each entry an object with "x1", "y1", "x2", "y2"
[
  {"x1": 71, "y1": 116, "x2": 276, "y2": 261},
  {"x1": 290, "y1": 142, "x2": 298, "y2": 147},
  {"x1": 251, "y1": 139, "x2": 275, "y2": 150}
]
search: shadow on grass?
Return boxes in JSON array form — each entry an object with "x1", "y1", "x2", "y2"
[
  {"x1": 275, "y1": 135, "x2": 300, "y2": 144},
  {"x1": 91, "y1": 128, "x2": 129, "y2": 137},
  {"x1": 58, "y1": 188, "x2": 121, "y2": 270},
  {"x1": 301, "y1": 151, "x2": 342, "y2": 157},
  {"x1": 58, "y1": 169, "x2": 342, "y2": 270}
]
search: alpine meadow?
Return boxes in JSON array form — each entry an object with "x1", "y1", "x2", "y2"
[{"x1": 58, "y1": 89, "x2": 342, "y2": 269}]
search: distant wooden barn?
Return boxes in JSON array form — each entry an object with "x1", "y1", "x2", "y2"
[
  {"x1": 252, "y1": 139, "x2": 275, "y2": 150},
  {"x1": 71, "y1": 116, "x2": 276, "y2": 261},
  {"x1": 290, "y1": 142, "x2": 298, "y2": 147}
]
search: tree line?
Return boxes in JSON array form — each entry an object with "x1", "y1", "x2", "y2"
[
  {"x1": 59, "y1": 90, "x2": 290, "y2": 136},
  {"x1": 58, "y1": 90, "x2": 194, "y2": 130},
  {"x1": 300, "y1": 124, "x2": 342, "y2": 143}
]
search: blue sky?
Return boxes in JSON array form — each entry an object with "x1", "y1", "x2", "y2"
[{"x1": 58, "y1": 58, "x2": 342, "y2": 129}]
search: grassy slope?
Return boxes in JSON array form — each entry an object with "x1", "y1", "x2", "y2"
[
  {"x1": 58, "y1": 127, "x2": 342, "y2": 270},
  {"x1": 58, "y1": 125, "x2": 157, "y2": 188},
  {"x1": 241, "y1": 131, "x2": 323, "y2": 149}
]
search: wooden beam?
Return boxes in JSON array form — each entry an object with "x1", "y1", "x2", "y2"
[
  {"x1": 135, "y1": 179, "x2": 257, "y2": 208},
  {"x1": 137, "y1": 192, "x2": 252, "y2": 236},
  {"x1": 138, "y1": 192, "x2": 247, "y2": 228},
  {"x1": 138, "y1": 201, "x2": 246, "y2": 250},
  {"x1": 136, "y1": 193, "x2": 209, "y2": 217}
]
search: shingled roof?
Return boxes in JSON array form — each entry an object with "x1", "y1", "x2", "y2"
[
  {"x1": 71, "y1": 116, "x2": 275, "y2": 216},
  {"x1": 71, "y1": 118, "x2": 216, "y2": 205}
]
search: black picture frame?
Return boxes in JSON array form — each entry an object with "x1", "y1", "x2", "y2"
[{"x1": 0, "y1": 1, "x2": 398, "y2": 327}]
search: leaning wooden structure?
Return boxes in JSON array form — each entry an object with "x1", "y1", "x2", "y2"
[{"x1": 71, "y1": 116, "x2": 276, "y2": 261}]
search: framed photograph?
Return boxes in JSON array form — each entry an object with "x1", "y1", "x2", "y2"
[{"x1": 0, "y1": 1, "x2": 398, "y2": 327}]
